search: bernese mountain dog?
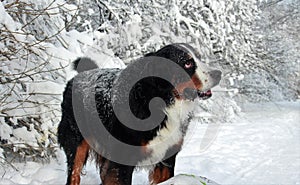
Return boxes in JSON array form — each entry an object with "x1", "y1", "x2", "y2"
[{"x1": 57, "y1": 43, "x2": 222, "y2": 185}]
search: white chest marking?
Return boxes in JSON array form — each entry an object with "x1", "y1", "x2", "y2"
[{"x1": 137, "y1": 100, "x2": 195, "y2": 166}]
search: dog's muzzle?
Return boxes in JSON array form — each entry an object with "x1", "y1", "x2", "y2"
[
  {"x1": 197, "y1": 89, "x2": 212, "y2": 100},
  {"x1": 183, "y1": 88, "x2": 212, "y2": 101}
]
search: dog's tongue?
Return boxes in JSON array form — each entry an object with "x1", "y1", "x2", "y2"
[
  {"x1": 198, "y1": 90, "x2": 212, "y2": 100},
  {"x1": 204, "y1": 90, "x2": 212, "y2": 96}
]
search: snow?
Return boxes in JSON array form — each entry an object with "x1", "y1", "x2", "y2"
[
  {"x1": 27, "y1": 81, "x2": 65, "y2": 95},
  {"x1": 176, "y1": 101, "x2": 300, "y2": 184},
  {"x1": 159, "y1": 174, "x2": 219, "y2": 185},
  {"x1": 12, "y1": 127, "x2": 40, "y2": 147},
  {"x1": 0, "y1": 122, "x2": 12, "y2": 140},
  {"x1": 0, "y1": 101, "x2": 299, "y2": 184},
  {"x1": 0, "y1": 3, "x2": 18, "y2": 31}
]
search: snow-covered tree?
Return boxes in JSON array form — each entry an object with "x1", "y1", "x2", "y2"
[
  {"x1": 67, "y1": 0, "x2": 260, "y2": 65},
  {"x1": 0, "y1": 0, "x2": 80, "y2": 160},
  {"x1": 258, "y1": 0, "x2": 299, "y2": 100},
  {"x1": 227, "y1": 0, "x2": 300, "y2": 102},
  {"x1": 0, "y1": 0, "x2": 126, "y2": 160}
]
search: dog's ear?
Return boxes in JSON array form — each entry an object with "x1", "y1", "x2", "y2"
[
  {"x1": 144, "y1": 52, "x2": 155, "y2": 57},
  {"x1": 145, "y1": 45, "x2": 174, "y2": 59}
]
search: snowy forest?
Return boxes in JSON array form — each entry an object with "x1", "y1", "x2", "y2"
[{"x1": 0, "y1": 0, "x2": 299, "y2": 184}]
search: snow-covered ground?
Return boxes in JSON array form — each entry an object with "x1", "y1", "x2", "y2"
[{"x1": 0, "y1": 101, "x2": 299, "y2": 184}]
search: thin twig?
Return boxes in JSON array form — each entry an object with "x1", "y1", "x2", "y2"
[{"x1": 0, "y1": 156, "x2": 19, "y2": 172}]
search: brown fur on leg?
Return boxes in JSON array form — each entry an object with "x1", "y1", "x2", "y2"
[
  {"x1": 100, "y1": 159, "x2": 134, "y2": 185},
  {"x1": 70, "y1": 140, "x2": 90, "y2": 185},
  {"x1": 102, "y1": 167, "x2": 121, "y2": 185},
  {"x1": 149, "y1": 165, "x2": 172, "y2": 185},
  {"x1": 149, "y1": 153, "x2": 178, "y2": 185}
]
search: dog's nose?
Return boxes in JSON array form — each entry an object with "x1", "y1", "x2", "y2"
[{"x1": 209, "y1": 70, "x2": 222, "y2": 82}]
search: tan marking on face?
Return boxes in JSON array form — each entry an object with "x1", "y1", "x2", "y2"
[{"x1": 173, "y1": 74, "x2": 203, "y2": 99}]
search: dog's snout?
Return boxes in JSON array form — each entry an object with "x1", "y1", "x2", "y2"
[
  {"x1": 209, "y1": 70, "x2": 222, "y2": 82},
  {"x1": 183, "y1": 88, "x2": 198, "y2": 100}
]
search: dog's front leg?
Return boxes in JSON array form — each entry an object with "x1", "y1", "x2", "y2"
[
  {"x1": 100, "y1": 160, "x2": 134, "y2": 185},
  {"x1": 149, "y1": 154, "x2": 177, "y2": 185}
]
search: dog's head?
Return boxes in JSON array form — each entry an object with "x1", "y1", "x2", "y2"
[{"x1": 145, "y1": 43, "x2": 222, "y2": 100}]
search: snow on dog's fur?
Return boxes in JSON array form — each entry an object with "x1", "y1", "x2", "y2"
[{"x1": 57, "y1": 43, "x2": 222, "y2": 185}]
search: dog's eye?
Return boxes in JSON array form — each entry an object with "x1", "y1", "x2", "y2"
[{"x1": 184, "y1": 61, "x2": 193, "y2": 69}]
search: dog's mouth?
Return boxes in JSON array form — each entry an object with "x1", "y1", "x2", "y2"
[
  {"x1": 181, "y1": 88, "x2": 212, "y2": 100},
  {"x1": 197, "y1": 89, "x2": 212, "y2": 100}
]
